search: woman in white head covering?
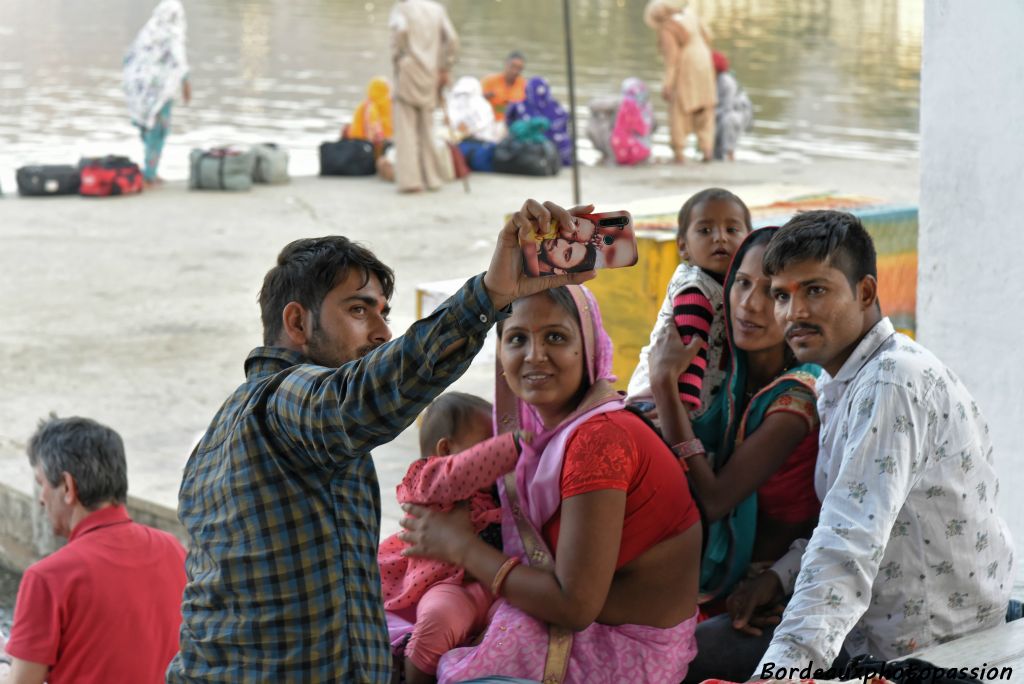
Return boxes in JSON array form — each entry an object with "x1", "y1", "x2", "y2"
[
  {"x1": 447, "y1": 76, "x2": 501, "y2": 143},
  {"x1": 122, "y1": 0, "x2": 190, "y2": 184}
]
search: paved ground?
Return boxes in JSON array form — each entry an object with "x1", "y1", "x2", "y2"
[{"x1": 0, "y1": 156, "x2": 921, "y2": 537}]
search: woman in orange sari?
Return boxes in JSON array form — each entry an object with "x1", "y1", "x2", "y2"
[{"x1": 347, "y1": 76, "x2": 394, "y2": 152}]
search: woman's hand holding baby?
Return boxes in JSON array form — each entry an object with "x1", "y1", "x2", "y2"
[{"x1": 399, "y1": 503, "x2": 476, "y2": 565}]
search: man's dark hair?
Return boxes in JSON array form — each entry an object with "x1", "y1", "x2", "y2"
[
  {"x1": 677, "y1": 187, "x2": 752, "y2": 242},
  {"x1": 27, "y1": 415, "x2": 128, "y2": 509},
  {"x1": 762, "y1": 210, "x2": 877, "y2": 290},
  {"x1": 418, "y1": 392, "x2": 493, "y2": 457},
  {"x1": 259, "y1": 236, "x2": 395, "y2": 346},
  {"x1": 537, "y1": 242, "x2": 597, "y2": 274},
  {"x1": 507, "y1": 50, "x2": 526, "y2": 63}
]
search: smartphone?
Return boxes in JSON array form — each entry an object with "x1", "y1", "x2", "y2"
[{"x1": 521, "y1": 210, "x2": 639, "y2": 277}]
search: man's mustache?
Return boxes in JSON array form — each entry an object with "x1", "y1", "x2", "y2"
[
  {"x1": 786, "y1": 324, "x2": 822, "y2": 339},
  {"x1": 358, "y1": 342, "x2": 385, "y2": 357}
]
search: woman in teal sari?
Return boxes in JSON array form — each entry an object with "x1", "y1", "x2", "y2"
[{"x1": 650, "y1": 227, "x2": 822, "y2": 680}]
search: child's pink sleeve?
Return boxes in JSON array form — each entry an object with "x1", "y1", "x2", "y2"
[
  {"x1": 396, "y1": 432, "x2": 519, "y2": 505},
  {"x1": 671, "y1": 287, "x2": 714, "y2": 410}
]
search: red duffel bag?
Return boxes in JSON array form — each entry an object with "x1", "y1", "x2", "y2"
[{"x1": 79, "y1": 156, "x2": 144, "y2": 196}]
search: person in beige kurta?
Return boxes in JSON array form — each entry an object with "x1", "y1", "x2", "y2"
[
  {"x1": 645, "y1": 0, "x2": 716, "y2": 163},
  {"x1": 388, "y1": 0, "x2": 459, "y2": 193}
]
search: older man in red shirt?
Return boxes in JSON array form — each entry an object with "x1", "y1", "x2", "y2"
[{"x1": 3, "y1": 416, "x2": 186, "y2": 684}]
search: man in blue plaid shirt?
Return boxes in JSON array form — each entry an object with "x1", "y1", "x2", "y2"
[{"x1": 167, "y1": 200, "x2": 592, "y2": 682}]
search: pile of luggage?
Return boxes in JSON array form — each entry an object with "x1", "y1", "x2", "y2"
[
  {"x1": 188, "y1": 143, "x2": 290, "y2": 191},
  {"x1": 16, "y1": 157, "x2": 145, "y2": 198},
  {"x1": 10, "y1": 129, "x2": 562, "y2": 198},
  {"x1": 457, "y1": 118, "x2": 562, "y2": 177},
  {"x1": 12, "y1": 143, "x2": 292, "y2": 197},
  {"x1": 318, "y1": 138, "x2": 378, "y2": 177}
]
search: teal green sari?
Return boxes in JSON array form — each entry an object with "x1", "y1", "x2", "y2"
[{"x1": 692, "y1": 227, "x2": 822, "y2": 602}]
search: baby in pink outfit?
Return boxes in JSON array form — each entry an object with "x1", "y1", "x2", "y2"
[{"x1": 378, "y1": 392, "x2": 521, "y2": 684}]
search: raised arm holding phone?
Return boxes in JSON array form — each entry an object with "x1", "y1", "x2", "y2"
[{"x1": 167, "y1": 200, "x2": 594, "y2": 684}]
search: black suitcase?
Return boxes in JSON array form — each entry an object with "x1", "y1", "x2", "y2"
[
  {"x1": 493, "y1": 138, "x2": 560, "y2": 177},
  {"x1": 17, "y1": 165, "x2": 81, "y2": 196},
  {"x1": 319, "y1": 140, "x2": 376, "y2": 176}
]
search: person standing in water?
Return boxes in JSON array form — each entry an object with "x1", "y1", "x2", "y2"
[
  {"x1": 123, "y1": 0, "x2": 191, "y2": 186},
  {"x1": 645, "y1": 0, "x2": 717, "y2": 163},
  {"x1": 388, "y1": 0, "x2": 459, "y2": 193}
]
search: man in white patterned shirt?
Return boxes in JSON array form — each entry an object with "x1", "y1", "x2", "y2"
[{"x1": 725, "y1": 210, "x2": 1014, "y2": 679}]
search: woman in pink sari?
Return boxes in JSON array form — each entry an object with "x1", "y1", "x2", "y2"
[
  {"x1": 400, "y1": 273, "x2": 703, "y2": 683},
  {"x1": 610, "y1": 77, "x2": 654, "y2": 165}
]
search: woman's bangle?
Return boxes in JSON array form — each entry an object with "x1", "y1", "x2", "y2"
[
  {"x1": 671, "y1": 438, "x2": 705, "y2": 460},
  {"x1": 490, "y1": 556, "x2": 522, "y2": 597}
]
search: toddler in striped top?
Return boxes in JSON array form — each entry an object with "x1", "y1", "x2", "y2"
[{"x1": 627, "y1": 188, "x2": 752, "y2": 417}]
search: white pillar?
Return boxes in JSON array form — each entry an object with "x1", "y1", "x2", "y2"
[{"x1": 918, "y1": 1, "x2": 1024, "y2": 558}]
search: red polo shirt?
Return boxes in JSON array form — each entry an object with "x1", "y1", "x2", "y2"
[{"x1": 6, "y1": 504, "x2": 187, "y2": 684}]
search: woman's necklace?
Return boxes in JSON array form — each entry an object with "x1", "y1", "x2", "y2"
[{"x1": 745, "y1": 361, "x2": 793, "y2": 403}]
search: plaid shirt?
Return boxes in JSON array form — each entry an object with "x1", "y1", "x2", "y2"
[{"x1": 167, "y1": 275, "x2": 502, "y2": 683}]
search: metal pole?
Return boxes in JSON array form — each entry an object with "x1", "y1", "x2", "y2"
[{"x1": 562, "y1": 0, "x2": 581, "y2": 205}]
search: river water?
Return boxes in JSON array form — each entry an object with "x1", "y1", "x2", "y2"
[{"x1": 0, "y1": 0, "x2": 921, "y2": 187}]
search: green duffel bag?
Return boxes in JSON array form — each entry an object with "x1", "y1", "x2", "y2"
[
  {"x1": 189, "y1": 147, "x2": 256, "y2": 191},
  {"x1": 252, "y1": 143, "x2": 289, "y2": 184}
]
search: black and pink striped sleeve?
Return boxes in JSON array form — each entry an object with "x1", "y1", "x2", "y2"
[{"x1": 671, "y1": 287, "x2": 714, "y2": 410}]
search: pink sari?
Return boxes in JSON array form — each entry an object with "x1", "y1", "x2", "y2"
[{"x1": 437, "y1": 285, "x2": 698, "y2": 684}]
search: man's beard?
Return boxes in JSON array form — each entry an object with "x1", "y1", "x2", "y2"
[{"x1": 305, "y1": 325, "x2": 379, "y2": 368}]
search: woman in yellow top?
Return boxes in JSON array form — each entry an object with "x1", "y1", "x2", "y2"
[
  {"x1": 645, "y1": 0, "x2": 717, "y2": 163},
  {"x1": 347, "y1": 76, "x2": 394, "y2": 150}
]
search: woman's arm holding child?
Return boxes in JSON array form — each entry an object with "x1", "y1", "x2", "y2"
[
  {"x1": 650, "y1": 324, "x2": 810, "y2": 522},
  {"x1": 400, "y1": 488, "x2": 625, "y2": 632}
]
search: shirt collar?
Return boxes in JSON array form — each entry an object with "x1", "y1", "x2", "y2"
[
  {"x1": 829, "y1": 317, "x2": 897, "y2": 384},
  {"x1": 244, "y1": 346, "x2": 307, "y2": 381},
  {"x1": 68, "y1": 504, "x2": 131, "y2": 543}
]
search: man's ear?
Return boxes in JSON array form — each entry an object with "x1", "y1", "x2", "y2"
[
  {"x1": 61, "y1": 472, "x2": 78, "y2": 506},
  {"x1": 857, "y1": 274, "x2": 879, "y2": 311},
  {"x1": 281, "y1": 301, "x2": 312, "y2": 348},
  {"x1": 676, "y1": 235, "x2": 689, "y2": 262},
  {"x1": 435, "y1": 437, "x2": 452, "y2": 457}
]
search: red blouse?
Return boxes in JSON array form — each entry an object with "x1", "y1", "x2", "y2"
[
  {"x1": 755, "y1": 385, "x2": 821, "y2": 524},
  {"x1": 542, "y1": 410, "x2": 700, "y2": 569}
]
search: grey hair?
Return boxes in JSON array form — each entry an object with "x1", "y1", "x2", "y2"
[{"x1": 27, "y1": 415, "x2": 128, "y2": 509}]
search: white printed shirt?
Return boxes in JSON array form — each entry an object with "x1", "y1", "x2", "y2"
[
  {"x1": 626, "y1": 261, "x2": 727, "y2": 414},
  {"x1": 758, "y1": 318, "x2": 1014, "y2": 674}
]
